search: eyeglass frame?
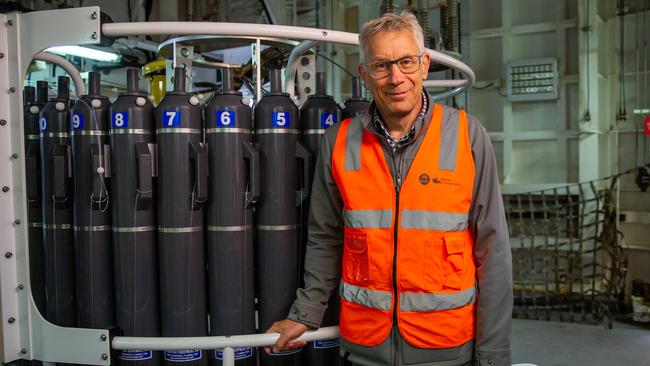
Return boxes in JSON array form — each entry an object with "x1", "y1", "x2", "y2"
[{"x1": 363, "y1": 53, "x2": 426, "y2": 79}]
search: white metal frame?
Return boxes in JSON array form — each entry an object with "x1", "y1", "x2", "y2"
[{"x1": 0, "y1": 7, "x2": 476, "y2": 366}]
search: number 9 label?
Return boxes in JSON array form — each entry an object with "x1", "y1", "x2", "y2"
[
  {"x1": 272, "y1": 111, "x2": 289, "y2": 128},
  {"x1": 216, "y1": 110, "x2": 235, "y2": 127},
  {"x1": 72, "y1": 114, "x2": 84, "y2": 129},
  {"x1": 112, "y1": 112, "x2": 128, "y2": 128}
]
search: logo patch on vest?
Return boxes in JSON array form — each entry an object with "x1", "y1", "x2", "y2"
[{"x1": 419, "y1": 173, "x2": 430, "y2": 185}]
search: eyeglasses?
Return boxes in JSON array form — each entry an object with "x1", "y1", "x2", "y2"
[{"x1": 365, "y1": 54, "x2": 424, "y2": 79}]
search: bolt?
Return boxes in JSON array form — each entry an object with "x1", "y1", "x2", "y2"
[
  {"x1": 6, "y1": 20, "x2": 13, "y2": 26},
  {"x1": 17, "y1": 284, "x2": 24, "y2": 290},
  {"x1": 180, "y1": 47, "x2": 190, "y2": 57},
  {"x1": 9, "y1": 87, "x2": 16, "y2": 93},
  {"x1": 91, "y1": 11, "x2": 98, "y2": 19},
  {"x1": 322, "y1": 31, "x2": 328, "y2": 36},
  {"x1": 0, "y1": 52, "x2": 4, "y2": 59},
  {"x1": 100, "y1": 334, "x2": 107, "y2": 341},
  {"x1": 91, "y1": 32, "x2": 98, "y2": 40},
  {"x1": 8, "y1": 317, "x2": 15, "y2": 324},
  {"x1": 11, "y1": 153, "x2": 17, "y2": 159},
  {"x1": 0, "y1": 119, "x2": 6, "y2": 126},
  {"x1": 101, "y1": 353, "x2": 108, "y2": 360},
  {"x1": 14, "y1": 219, "x2": 20, "y2": 225},
  {"x1": 2, "y1": 186, "x2": 9, "y2": 192},
  {"x1": 5, "y1": 252, "x2": 12, "y2": 258},
  {"x1": 21, "y1": 348, "x2": 27, "y2": 354}
]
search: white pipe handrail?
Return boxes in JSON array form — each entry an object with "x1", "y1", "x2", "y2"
[{"x1": 102, "y1": 21, "x2": 476, "y2": 99}]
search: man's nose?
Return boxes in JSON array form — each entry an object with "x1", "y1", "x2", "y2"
[{"x1": 388, "y1": 63, "x2": 405, "y2": 85}]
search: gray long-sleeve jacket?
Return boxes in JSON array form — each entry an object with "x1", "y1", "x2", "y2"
[{"x1": 287, "y1": 94, "x2": 513, "y2": 366}]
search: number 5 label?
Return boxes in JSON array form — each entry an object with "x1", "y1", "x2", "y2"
[
  {"x1": 216, "y1": 110, "x2": 235, "y2": 127},
  {"x1": 163, "y1": 110, "x2": 181, "y2": 127},
  {"x1": 112, "y1": 112, "x2": 128, "y2": 128},
  {"x1": 272, "y1": 111, "x2": 289, "y2": 127}
]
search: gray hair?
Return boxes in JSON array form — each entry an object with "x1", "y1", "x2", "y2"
[{"x1": 358, "y1": 11, "x2": 425, "y2": 63}]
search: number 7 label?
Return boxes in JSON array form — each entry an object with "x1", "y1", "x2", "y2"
[{"x1": 162, "y1": 110, "x2": 181, "y2": 127}]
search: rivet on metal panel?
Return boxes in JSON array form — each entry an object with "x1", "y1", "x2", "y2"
[
  {"x1": 0, "y1": 120, "x2": 7, "y2": 126},
  {"x1": 180, "y1": 47, "x2": 190, "y2": 57},
  {"x1": 9, "y1": 87, "x2": 16, "y2": 93},
  {"x1": 21, "y1": 348, "x2": 27, "y2": 354},
  {"x1": 17, "y1": 284, "x2": 24, "y2": 290},
  {"x1": 11, "y1": 153, "x2": 18, "y2": 159},
  {"x1": 322, "y1": 31, "x2": 328, "y2": 36},
  {"x1": 91, "y1": 11, "x2": 98, "y2": 19},
  {"x1": 91, "y1": 32, "x2": 98, "y2": 40},
  {"x1": 8, "y1": 317, "x2": 15, "y2": 324},
  {"x1": 2, "y1": 186, "x2": 9, "y2": 192},
  {"x1": 0, "y1": 53, "x2": 4, "y2": 59},
  {"x1": 6, "y1": 20, "x2": 13, "y2": 26},
  {"x1": 5, "y1": 252, "x2": 12, "y2": 258},
  {"x1": 101, "y1": 353, "x2": 108, "y2": 360},
  {"x1": 100, "y1": 334, "x2": 107, "y2": 341},
  {"x1": 14, "y1": 219, "x2": 21, "y2": 225}
]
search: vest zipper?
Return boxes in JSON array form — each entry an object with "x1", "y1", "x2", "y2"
[{"x1": 392, "y1": 154, "x2": 402, "y2": 327}]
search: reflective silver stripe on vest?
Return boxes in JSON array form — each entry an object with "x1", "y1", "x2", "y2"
[
  {"x1": 344, "y1": 118, "x2": 363, "y2": 171},
  {"x1": 400, "y1": 210, "x2": 468, "y2": 231},
  {"x1": 339, "y1": 281, "x2": 392, "y2": 311},
  {"x1": 438, "y1": 106, "x2": 460, "y2": 172},
  {"x1": 343, "y1": 209, "x2": 393, "y2": 229},
  {"x1": 400, "y1": 285, "x2": 476, "y2": 312}
]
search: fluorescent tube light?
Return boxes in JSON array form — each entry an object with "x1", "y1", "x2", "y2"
[{"x1": 46, "y1": 46, "x2": 121, "y2": 63}]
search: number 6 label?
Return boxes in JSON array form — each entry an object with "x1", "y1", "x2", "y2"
[
  {"x1": 162, "y1": 110, "x2": 181, "y2": 127},
  {"x1": 272, "y1": 111, "x2": 289, "y2": 127},
  {"x1": 216, "y1": 110, "x2": 236, "y2": 127},
  {"x1": 112, "y1": 112, "x2": 128, "y2": 128}
]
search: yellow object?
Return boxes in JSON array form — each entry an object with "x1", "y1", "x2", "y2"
[{"x1": 142, "y1": 60, "x2": 167, "y2": 106}]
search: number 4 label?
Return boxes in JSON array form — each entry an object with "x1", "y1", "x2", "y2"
[
  {"x1": 320, "y1": 113, "x2": 337, "y2": 129},
  {"x1": 163, "y1": 110, "x2": 181, "y2": 127},
  {"x1": 112, "y1": 112, "x2": 128, "y2": 128},
  {"x1": 272, "y1": 111, "x2": 289, "y2": 127},
  {"x1": 216, "y1": 110, "x2": 236, "y2": 127}
]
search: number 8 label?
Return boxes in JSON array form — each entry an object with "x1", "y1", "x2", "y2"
[
  {"x1": 216, "y1": 110, "x2": 236, "y2": 127},
  {"x1": 112, "y1": 112, "x2": 128, "y2": 128},
  {"x1": 272, "y1": 111, "x2": 289, "y2": 128}
]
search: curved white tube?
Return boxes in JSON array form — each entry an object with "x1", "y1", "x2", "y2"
[
  {"x1": 33, "y1": 52, "x2": 86, "y2": 96},
  {"x1": 102, "y1": 22, "x2": 476, "y2": 93}
]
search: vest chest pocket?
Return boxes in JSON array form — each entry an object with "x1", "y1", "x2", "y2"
[
  {"x1": 442, "y1": 231, "x2": 468, "y2": 290},
  {"x1": 343, "y1": 231, "x2": 370, "y2": 285}
]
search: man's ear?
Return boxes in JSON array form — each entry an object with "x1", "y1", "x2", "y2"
[
  {"x1": 421, "y1": 52, "x2": 430, "y2": 80},
  {"x1": 358, "y1": 63, "x2": 368, "y2": 85}
]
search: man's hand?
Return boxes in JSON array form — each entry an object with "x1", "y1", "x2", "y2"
[{"x1": 264, "y1": 319, "x2": 310, "y2": 354}]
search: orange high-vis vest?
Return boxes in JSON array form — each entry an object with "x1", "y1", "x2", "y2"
[{"x1": 331, "y1": 104, "x2": 477, "y2": 348}]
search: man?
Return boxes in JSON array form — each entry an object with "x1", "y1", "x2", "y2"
[{"x1": 266, "y1": 12, "x2": 513, "y2": 366}]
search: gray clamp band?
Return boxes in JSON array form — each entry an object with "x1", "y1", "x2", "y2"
[
  {"x1": 255, "y1": 128, "x2": 300, "y2": 135},
  {"x1": 205, "y1": 128, "x2": 252, "y2": 134},
  {"x1": 74, "y1": 225, "x2": 112, "y2": 232},
  {"x1": 112, "y1": 225, "x2": 156, "y2": 233},
  {"x1": 25, "y1": 134, "x2": 40, "y2": 140},
  {"x1": 111, "y1": 129, "x2": 152, "y2": 135},
  {"x1": 158, "y1": 226, "x2": 203, "y2": 233},
  {"x1": 28, "y1": 222, "x2": 43, "y2": 228},
  {"x1": 257, "y1": 224, "x2": 300, "y2": 231},
  {"x1": 303, "y1": 129, "x2": 325, "y2": 135},
  {"x1": 207, "y1": 225, "x2": 253, "y2": 232},
  {"x1": 156, "y1": 128, "x2": 202, "y2": 134},
  {"x1": 71, "y1": 130, "x2": 108, "y2": 136},
  {"x1": 44, "y1": 224, "x2": 72, "y2": 229},
  {"x1": 40, "y1": 132, "x2": 69, "y2": 138}
]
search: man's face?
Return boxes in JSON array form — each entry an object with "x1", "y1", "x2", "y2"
[{"x1": 359, "y1": 29, "x2": 430, "y2": 119}]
